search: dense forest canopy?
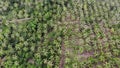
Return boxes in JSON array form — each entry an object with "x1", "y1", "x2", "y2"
[{"x1": 0, "y1": 0, "x2": 120, "y2": 68}]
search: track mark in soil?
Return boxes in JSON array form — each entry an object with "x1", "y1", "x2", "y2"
[{"x1": 59, "y1": 38, "x2": 65, "y2": 68}]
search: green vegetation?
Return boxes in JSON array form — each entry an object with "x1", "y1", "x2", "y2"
[{"x1": 0, "y1": 0, "x2": 120, "y2": 68}]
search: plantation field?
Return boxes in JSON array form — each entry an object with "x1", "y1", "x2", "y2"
[{"x1": 0, "y1": 0, "x2": 120, "y2": 68}]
